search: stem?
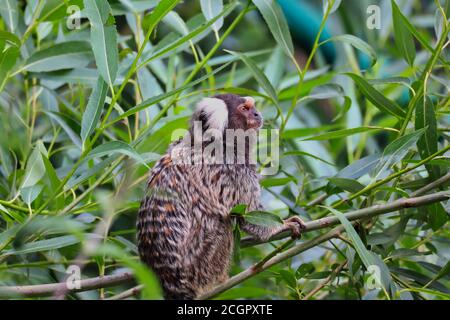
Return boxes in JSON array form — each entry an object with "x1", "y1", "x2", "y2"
[{"x1": 1, "y1": 189, "x2": 447, "y2": 298}]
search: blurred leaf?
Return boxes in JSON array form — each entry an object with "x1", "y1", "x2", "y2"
[
  {"x1": 0, "y1": 30, "x2": 21, "y2": 47},
  {"x1": 346, "y1": 73, "x2": 406, "y2": 119},
  {"x1": 22, "y1": 41, "x2": 92, "y2": 72},
  {"x1": 84, "y1": 0, "x2": 119, "y2": 87},
  {"x1": 244, "y1": 211, "x2": 283, "y2": 228},
  {"x1": 20, "y1": 145, "x2": 45, "y2": 189},
  {"x1": 230, "y1": 204, "x2": 247, "y2": 215},
  {"x1": 81, "y1": 77, "x2": 108, "y2": 145},
  {"x1": 5, "y1": 235, "x2": 82, "y2": 256},
  {"x1": 325, "y1": 34, "x2": 377, "y2": 67},
  {"x1": 0, "y1": 0, "x2": 19, "y2": 34},
  {"x1": 323, "y1": 0, "x2": 342, "y2": 14},
  {"x1": 415, "y1": 96, "x2": 440, "y2": 181},
  {"x1": 279, "y1": 269, "x2": 297, "y2": 288},
  {"x1": 283, "y1": 150, "x2": 335, "y2": 166},
  {"x1": 86, "y1": 141, "x2": 149, "y2": 168},
  {"x1": 322, "y1": 206, "x2": 393, "y2": 293},
  {"x1": 392, "y1": 0, "x2": 416, "y2": 66},
  {"x1": 200, "y1": 0, "x2": 223, "y2": 36},
  {"x1": 296, "y1": 263, "x2": 315, "y2": 278},
  {"x1": 216, "y1": 286, "x2": 272, "y2": 299},
  {"x1": 328, "y1": 177, "x2": 365, "y2": 193},
  {"x1": 226, "y1": 50, "x2": 278, "y2": 104},
  {"x1": 112, "y1": 62, "x2": 231, "y2": 123},
  {"x1": 0, "y1": 46, "x2": 19, "y2": 92},
  {"x1": 303, "y1": 126, "x2": 397, "y2": 141},
  {"x1": 371, "y1": 128, "x2": 426, "y2": 180},
  {"x1": 428, "y1": 260, "x2": 450, "y2": 284},
  {"x1": 427, "y1": 202, "x2": 448, "y2": 231},
  {"x1": 261, "y1": 177, "x2": 294, "y2": 187},
  {"x1": 252, "y1": 0, "x2": 294, "y2": 58}
]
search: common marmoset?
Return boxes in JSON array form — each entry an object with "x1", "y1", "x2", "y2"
[{"x1": 137, "y1": 94, "x2": 305, "y2": 299}]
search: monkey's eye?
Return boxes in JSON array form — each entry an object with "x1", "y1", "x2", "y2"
[{"x1": 239, "y1": 104, "x2": 250, "y2": 112}]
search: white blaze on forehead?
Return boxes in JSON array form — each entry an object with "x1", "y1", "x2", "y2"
[
  {"x1": 196, "y1": 97, "x2": 228, "y2": 131},
  {"x1": 244, "y1": 96, "x2": 255, "y2": 106}
]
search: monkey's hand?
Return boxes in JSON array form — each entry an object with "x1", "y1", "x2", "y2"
[{"x1": 282, "y1": 216, "x2": 306, "y2": 239}]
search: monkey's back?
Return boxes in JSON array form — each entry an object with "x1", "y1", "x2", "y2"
[{"x1": 137, "y1": 153, "x2": 236, "y2": 299}]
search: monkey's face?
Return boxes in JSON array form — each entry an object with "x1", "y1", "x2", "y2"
[
  {"x1": 234, "y1": 96, "x2": 263, "y2": 130},
  {"x1": 214, "y1": 94, "x2": 263, "y2": 131}
]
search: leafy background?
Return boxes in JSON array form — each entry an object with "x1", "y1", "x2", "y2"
[{"x1": 0, "y1": 0, "x2": 449, "y2": 300}]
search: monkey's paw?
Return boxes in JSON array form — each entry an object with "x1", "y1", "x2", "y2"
[{"x1": 284, "y1": 216, "x2": 306, "y2": 239}]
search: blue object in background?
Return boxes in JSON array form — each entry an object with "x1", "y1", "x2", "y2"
[{"x1": 277, "y1": 0, "x2": 336, "y2": 64}]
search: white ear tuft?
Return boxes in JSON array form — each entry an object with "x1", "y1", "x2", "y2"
[{"x1": 196, "y1": 97, "x2": 228, "y2": 131}]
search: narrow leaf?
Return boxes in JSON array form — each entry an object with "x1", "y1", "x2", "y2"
[
  {"x1": 392, "y1": 0, "x2": 416, "y2": 66},
  {"x1": 346, "y1": 73, "x2": 406, "y2": 119},
  {"x1": 84, "y1": 0, "x2": 119, "y2": 87},
  {"x1": 81, "y1": 77, "x2": 109, "y2": 144},
  {"x1": 252, "y1": 0, "x2": 294, "y2": 58}
]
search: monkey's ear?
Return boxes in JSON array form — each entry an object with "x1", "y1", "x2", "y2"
[{"x1": 194, "y1": 97, "x2": 228, "y2": 131}]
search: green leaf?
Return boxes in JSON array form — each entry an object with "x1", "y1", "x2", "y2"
[
  {"x1": 216, "y1": 287, "x2": 272, "y2": 299},
  {"x1": 5, "y1": 235, "x2": 82, "y2": 256},
  {"x1": 335, "y1": 154, "x2": 379, "y2": 179},
  {"x1": 22, "y1": 41, "x2": 92, "y2": 72},
  {"x1": 322, "y1": 206, "x2": 393, "y2": 293},
  {"x1": 427, "y1": 202, "x2": 448, "y2": 231},
  {"x1": 283, "y1": 150, "x2": 335, "y2": 166},
  {"x1": 81, "y1": 77, "x2": 109, "y2": 145},
  {"x1": 391, "y1": 0, "x2": 416, "y2": 66},
  {"x1": 84, "y1": 0, "x2": 119, "y2": 87},
  {"x1": 279, "y1": 269, "x2": 297, "y2": 288},
  {"x1": 39, "y1": 0, "x2": 84, "y2": 21},
  {"x1": 328, "y1": 177, "x2": 365, "y2": 193},
  {"x1": 200, "y1": 0, "x2": 223, "y2": 35},
  {"x1": 324, "y1": 34, "x2": 377, "y2": 67},
  {"x1": 428, "y1": 260, "x2": 450, "y2": 285},
  {"x1": 346, "y1": 73, "x2": 406, "y2": 119},
  {"x1": 303, "y1": 126, "x2": 397, "y2": 141},
  {"x1": 225, "y1": 50, "x2": 278, "y2": 104},
  {"x1": 20, "y1": 145, "x2": 46, "y2": 189},
  {"x1": 323, "y1": 0, "x2": 342, "y2": 14},
  {"x1": 296, "y1": 263, "x2": 315, "y2": 278},
  {"x1": 0, "y1": 30, "x2": 21, "y2": 47},
  {"x1": 230, "y1": 204, "x2": 247, "y2": 215},
  {"x1": 244, "y1": 211, "x2": 283, "y2": 228},
  {"x1": 371, "y1": 128, "x2": 426, "y2": 180},
  {"x1": 260, "y1": 177, "x2": 294, "y2": 187},
  {"x1": 86, "y1": 141, "x2": 149, "y2": 168},
  {"x1": 0, "y1": 46, "x2": 19, "y2": 92},
  {"x1": 141, "y1": 2, "x2": 235, "y2": 67},
  {"x1": 0, "y1": 0, "x2": 19, "y2": 34},
  {"x1": 252, "y1": 0, "x2": 294, "y2": 58},
  {"x1": 111, "y1": 62, "x2": 231, "y2": 124},
  {"x1": 415, "y1": 96, "x2": 440, "y2": 180}
]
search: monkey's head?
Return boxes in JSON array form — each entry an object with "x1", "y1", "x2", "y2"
[{"x1": 192, "y1": 94, "x2": 263, "y2": 133}]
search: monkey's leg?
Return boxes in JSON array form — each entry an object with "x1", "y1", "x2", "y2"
[{"x1": 238, "y1": 215, "x2": 306, "y2": 241}]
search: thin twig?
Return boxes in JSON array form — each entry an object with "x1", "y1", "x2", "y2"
[
  {"x1": 0, "y1": 272, "x2": 134, "y2": 298},
  {"x1": 0, "y1": 190, "x2": 447, "y2": 298}
]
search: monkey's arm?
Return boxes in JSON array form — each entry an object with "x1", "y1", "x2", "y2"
[{"x1": 237, "y1": 204, "x2": 305, "y2": 241}]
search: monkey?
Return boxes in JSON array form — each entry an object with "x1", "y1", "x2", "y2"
[{"x1": 137, "y1": 94, "x2": 305, "y2": 299}]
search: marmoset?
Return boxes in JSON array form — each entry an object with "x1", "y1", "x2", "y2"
[{"x1": 137, "y1": 94, "x2": 305, "y2": 299}]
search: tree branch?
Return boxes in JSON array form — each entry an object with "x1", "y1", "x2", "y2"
[
  {"x1": 241, "y1": 191, "x2": 450, "y2": 247},
  {"x1": 0, "y1": 190, "x2": 448, "y2": 299},
  {"x1": 0, "y1": 272, "x2": 134, "y2": 298}
]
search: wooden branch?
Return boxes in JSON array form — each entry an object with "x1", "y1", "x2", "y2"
[
  {"x1": 0, "y1": 190, "x2": 448, "y2": 299},
  {"x1": 0, "y1": 272, "x2": 134, "y2": 298},
  {"x1": 241, "y1": 190, "x2": 450, "y2": 247}
]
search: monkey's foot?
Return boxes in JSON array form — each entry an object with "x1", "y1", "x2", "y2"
[{"x1": 283, "y1": 216, "x2": 307, "y2": 239}]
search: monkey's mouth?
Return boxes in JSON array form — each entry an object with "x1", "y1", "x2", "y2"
[{"x1": 247, "y1": 119, "x2": 263, "y2": 129}]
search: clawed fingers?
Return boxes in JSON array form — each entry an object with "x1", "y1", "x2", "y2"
[{"x1": 284, "y1": 216, "x2": 306, "y2": 239}]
